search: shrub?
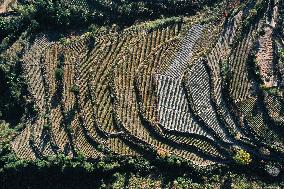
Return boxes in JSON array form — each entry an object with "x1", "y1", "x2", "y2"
[
  {"x1": 65, "y1": 125, "x2": 73, "y2": 134},
  {"x1": 265, "y1": 165, "x2": 280, "y2": 177},
  {"x1": 259, "y1": 28, "x2": 265, "y2": 36},
  {"x1": 55, "y1": 68, "x2": 64, "y2": 81},
  {"x1": 59, "y1": 37, "x2": 71, "y2": 45},
  {"x1": 42, "y1": 124, "x2": 51, "y2": 131},
  {"x1": 233, "y1": 149, "x2": 252, "y2": 165},
  {"x1": 82, "y1": 162, "x2": 94, "y2": 173},
  {"x1": 0, "y1": 56, "x2": 36, "y2": 125},
  {"x1": 279, "y1": 49, "x2": 284, "y2": 65},
  {"x1": 157, "y1": 149, "x2": 170, "y2": 159},
  {"x1": 173, "y1": 176, "x2": 193, "y2": 189},
  {"x1": 70, "y1": 84, "x2": 80, "y2": 95}
]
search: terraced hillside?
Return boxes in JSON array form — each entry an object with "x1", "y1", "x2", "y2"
[{"x1": 2, "y1": 0, "x2": 284, "y2": 180}]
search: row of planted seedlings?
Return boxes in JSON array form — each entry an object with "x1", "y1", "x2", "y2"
[
  {"x1": 199, "y1": 31, "x2": 251, "y2": 143},
  {"x1": 150, "y1": 23, "x2": 210, "y2": 134},
  {"x1": 12, "y1": 121, "x2": 37, "y2": 159},
  {"x1": 133, "y1": 60, "x2": 230, "y2": 166},
  {"x1": 142, "y1": 28, "x2": 233, "y2": 164},
  {"x1": 226, "y1": 0, "x2": 268, "y2": 106},
  {"x1": 67, "y1": 42, "x2": 108, "y2": 158},
  {"x1": 132, "y1": 49, "x2": 232, "y2": 165},
  {"x1": 216, "y1": 11, "x2": 269, "y2": 148},
  {"x1": 135, "y1": 39, "x2": 182, "y2": 124},
  {"x1": 185, "y1": 60, "x2": 234, "y2": 143},
  {"x1": 181, "y1": 64, "x2": 236, "y2": 159},
  {"x1": 44, "y1": 43, "x2": 68, "y2": 151},
  {"x1": 206, "y1": 34, "x2": 244, "y2": 136},
  {"x1": 16, "y1": 36, "x2": 55, "y2": 159},
  {"x1": 84, "y1": 27, "x2": 149, "y2": 156},
  {"x1": 109, "y1": 55, "x2": 157, "y2": 155},
  {"x1": 71, "y1": 34, "x2": 118, "y2": 154},
  {"x1": 207, "y1": 29, "x2": 253, "y2": 145},
  {"x1": 88, "y1": 64, "x2": 137, "y2": 156},
  {"x1": 88, "y1": 32, "x2": 142, "y2": 156},
  {"x1": 225, "y1": 40, "x2": 255, "y2": 140},
  {"x1": 43, "y1": 39, "x2": 87, "y2": 153},
  {"x1": 166, "y1": 24, "x2": 206, "y2": 78},
  {"x1": 137, "y1": 74, "x2": 229, "y2": 164},
  {"x1": 155, "y1": 74, "x2": 204, "y2": 134},
  {"x1": 205, "y1": 49, "x2": 273, "y2": 159},
  {"x1": 22, "y1": 35, "x2": 52, "y2": 113},
  {"x1": 38, "y1": 45, "x2": 63, "y2": 155},
  {"x1": 28, "y1": 51, "x2": 58, "y2": 159},
  {"x1": 177, "y1": 64, "x2": 233, "y2": 161},
  {"x1": 200, "y1": 55, "x2": 266, "y2": 157},
  {"x1": 157, "y1": 24, "x2": 195, "y2": 76},
  {"x1": 183, "y1": 60, "x2": 284, "y2": 174},
  {"x1": 55, "y1": 50, "x2": 78, "y2": 157},
  {"x1": 105, "y1": 44, "x2": 212, "y2": 167},
  {"x1": 146, "y1": 12, "x2": 268, "y2": 168},
  {"x1": 235, "y1": 43, "x2": 284, "y2": 162},
  {"x1": 22, "y1": 59, "x2": 45, "y2": 158},
  {"x1": 94, "y1": 35, "x2": 131, "y2": 135},
  {"x1": 108, "y1": 24, "x2": 179, "y2": 139},
  {"x1": 44, "y1": 39, "x2": 89, "y2": 157},
  {"x1": 247, "y1": 44, "x2": 284, "y2": 155},
  {"x1": 43, "y1": 45, "x2": 72, "y2": 155},
  {"x1": 229, "y1": 31, "x2": 255, "y2": 102},
  {"x1": 210, "y1": 1, "x2": 245, "y2": 100}
]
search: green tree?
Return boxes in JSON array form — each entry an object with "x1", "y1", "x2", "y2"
[{"x1": 233, "y1": 149, "x2": 252, "y2": 165}]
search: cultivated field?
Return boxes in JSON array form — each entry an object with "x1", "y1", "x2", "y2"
[{"x1": 8, "y1": 0, "x2": 284, "y2": 173}]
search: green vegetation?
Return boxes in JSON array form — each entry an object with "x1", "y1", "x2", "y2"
[
  {"x1": 279, "y1": 48, "x2": 284, "y2": 65},
  {"x1": 70, "y1": 84, "x2": 80, "y2": 95},
  {"x1": 42, "y1": 124, "x2": 51, "y2": 131},
  {"x1": 0, "y1": 0, "x2": 218, "y2": 52},
  {"x1": 233, "y1": 149, "x2": 252, "y2": 165},
  {"x1": 55, "y1": 54, "x2": 65, "y2": 81},
  {"x1": 231, "y1": 0, "x2": 268, "y2": 48},
  {"x1": 0, "y1": 55, "x2": 37, "y2": 126},
  {"x1": 55, "y1": 68, "x2": 64, "y2": 81}
]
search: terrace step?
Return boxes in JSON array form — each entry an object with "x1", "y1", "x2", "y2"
[{"x1": 155, "y1": 74, "x2": 212, "y2": 138}]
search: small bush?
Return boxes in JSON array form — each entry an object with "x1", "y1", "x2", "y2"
[
  {"x1": 157, "y1": 149, "x2": 170, "y2": 158},
  {"x1": 55, "y1": 68, "x2": 64, "y2": 81},
  {"x1": 43, "y1": 124, "x2": 51, "y2": 131},
  {"x1": 173, "y1": 176, "x2": 193, "y2": 189},
  {"x1": 259, "y1": 28, "x2": 265, "y2": 36},
  {"x1": 233, "y1": 149, "x2": 252, "y2": 165},
  {"x1": 70, "y1": 84, "x2": 80, "y2": 95},
  {"x1": 279, "y1": 49, "x2": 284, "y2": 65}
]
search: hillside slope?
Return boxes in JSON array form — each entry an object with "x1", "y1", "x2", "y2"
[{"x1": 1, "y1": 0, "x2": 284, "y2": 185}]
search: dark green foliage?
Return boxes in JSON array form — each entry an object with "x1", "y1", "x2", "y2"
[
  {"x1": 242, "y1": 0, "x2": 268, "y2": 33},
  {"x1": 42, "y1": 124, "x2": 51, "y2": 131},
  {"x1": 233, "y1": 149, "x2": 252, "y2": 165},
  {"x1": 0, "y1": 56, "x2": 36, "y2": 126},
  {"x1": 55, "y1": 68, "x2": 64, "y2": 81},
  {"x1": 0, "y1": 16, "x2": 27, "y2": 51},
  {"x1": 259, "y1": 28, "x2": 265, "y2": 36},
  {"x1": 0, "y1": 0, "x2": 218, "y2": 51},
  {"x1": 31, "y1": 0, "x2": 92, "y2": 30},
  {"x1": 70, "y1": 84, "x2": 80, "y2": 95},
  {"x1": 279, "y1": 48, "x2": 284, "y2": 65}
]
